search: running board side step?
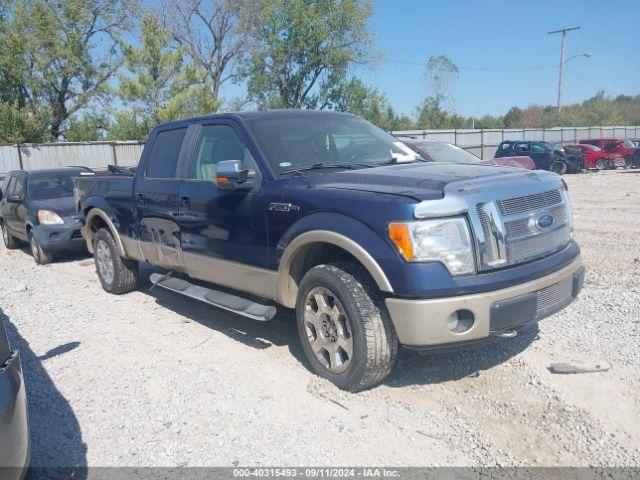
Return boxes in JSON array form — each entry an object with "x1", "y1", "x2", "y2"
[{"x1": 149, "y1": 273, "x2": 276, "y2": 322}]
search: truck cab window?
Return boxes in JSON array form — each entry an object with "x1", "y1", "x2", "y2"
[
  {"x1": 145, "y1": 128, "x2": 187, "y2": 179},
  {"x1": 191, "y1": 125, "x2": 255, "y2": 181}
]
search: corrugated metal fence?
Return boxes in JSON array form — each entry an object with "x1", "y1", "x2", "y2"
[
  {"x1": 0, "y1": 141, "x2": 144, "y2": 175},
  {"x1": 1, "y1": 125, "x2": 639, "y2": 174},
  {"x1": 393, "y1": 125, "x2": 640, "y2": 159}
]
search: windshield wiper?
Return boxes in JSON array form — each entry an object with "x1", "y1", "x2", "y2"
[{"x1": 280, "y1": 162, "x2": 360, "y2": 176}]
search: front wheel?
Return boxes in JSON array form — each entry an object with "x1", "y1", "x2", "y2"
[
  {"x1": 29, "y1": 232, "x2": 53, "y2": 265},
  {"x1": 550, "y1": 160, "x2": 567, "y2": 175},
  {"x1": 93, "y1": 228, "x2": 138, "y2": 294},
  {"x1": 595, "y1": 158, "x2": 607, "y2": 171},
  {"x1": 296, "y1": 261, "x2": 398, "y2": 392},
  {"x1": 1, "y1": 222, "x2": 19, "y2": 250}
]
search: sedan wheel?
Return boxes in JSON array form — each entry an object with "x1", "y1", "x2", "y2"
[
  {"x1": 595, "y1": 158, "x2": 607, "y2": 171},
  {"x1": 303, "y1": 286, "x2": 354, "y2": 374},
  {"x1": 29, "y1": 233, "x2": 53, "y2": 265}
]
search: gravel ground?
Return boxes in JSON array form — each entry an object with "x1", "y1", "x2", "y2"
[{"x1": 1, "y1": 169, "x2": 639, "y2": 468}]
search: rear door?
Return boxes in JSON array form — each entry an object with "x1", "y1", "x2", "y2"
[
  {"x1": 135, "y1": 126, "x2": 189, "y2": 271},
  {"x1": 178, "y1": 122, "x2": 269, "y2": 293}
]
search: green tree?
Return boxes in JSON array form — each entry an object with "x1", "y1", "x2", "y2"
[
  {"x1": 240, "y1": 0, "x2": 373, "y2": 109},
  {"x1": 415, "y1": 96, "x2": 466, "y2": 129},
  {"x1": 0, "y1": 102, "x2": 50, "y2": 143},
  {"x1": 114, "y1": 12, "x2": 218, "y2": 138},
  {"x1": 1, "y1": 0, "x2": 136, "y2": 138},
  {"x1": 64, "y1": 112, "x2": 109, "y2": 141},
  {"x1": 331, "y1": 77, "x2": 413, "y2": 130}
]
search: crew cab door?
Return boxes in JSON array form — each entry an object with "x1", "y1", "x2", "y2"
[
  {"x1": 135, "y1": 126, "x2": 189, "y2": 271},
  {"x1": 178, "y1": 122, "x2": 268, "y2": 291}
]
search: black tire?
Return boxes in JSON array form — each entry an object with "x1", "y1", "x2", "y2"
[
  {"x1": 295, "y1": 261, "x2": 398, "y2": 392},
  {"x1": 93, "y1": 228, "x2": 138, "y2": 294},
  {"x1": 29, "y1": 232, "x2": 53, "y2": 265},
  {"x1": 550, "y1": 160, "x2": 567, "y2": 175},
  {"x1": 1, "y1": 221, "x2": 20, "y2": 250},
  {"x1": 595, "y1": 158, "x2": 607, "y2": 171}
]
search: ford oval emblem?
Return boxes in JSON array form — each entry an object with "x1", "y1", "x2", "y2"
[{"x1": 536, "y1": 213, "x2": 555, "y2": 230}]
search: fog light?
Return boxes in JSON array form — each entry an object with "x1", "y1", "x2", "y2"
[{"x1": 446, "y1": 309, "x2": 475, "y2": 334}]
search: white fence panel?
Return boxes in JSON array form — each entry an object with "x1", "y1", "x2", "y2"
[
  {"x1": 113, "y1": 143, "x2": 145, "y2": 167},
  {"x1": 0, "y1": 146, "x2": 20, "y2": 173}
]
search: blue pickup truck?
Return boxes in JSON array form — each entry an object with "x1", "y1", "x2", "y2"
[{"x1": 75, "y1": 110, "x2": 585, "y2": 391}]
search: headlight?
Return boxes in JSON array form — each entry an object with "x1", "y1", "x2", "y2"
[
  {"x1": 560, "y1": 182, "x2": 574, "y2": 234},
  {"x1": 389, "y1": 217, "x2": 475, "y2": 275},
  {"x1": 38, "y1": 210, "x2": 64, "y2": 225}
]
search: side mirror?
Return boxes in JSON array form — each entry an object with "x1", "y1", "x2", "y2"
[
  {"x1": 216, "y1": 160, "x2": 254, "y2": 191},
  {"x1": 7, "y1": 195, "x2": 22, "y2": 204}
]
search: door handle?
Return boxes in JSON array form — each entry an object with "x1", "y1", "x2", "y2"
[
  {"x1": 180, "y1": 196, "x2": 192, "y2": 211},
  {"x1": 136, "y1": 193, "x2": 146, "y2": 207}
]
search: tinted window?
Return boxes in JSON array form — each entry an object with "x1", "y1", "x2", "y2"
[
  {"x1": 191, "y1": 125, "x2": 254, "y2": 181},
  {"x1": 500, "y1": 143, "x2": 512, "y2": 150},
  {"x1": 5, "y1": 176, "x2": 17, "y2": 196},
  {"x1": 580, "y1": 140, "x2": 599, "y2": 147},
  {"x1": 531, "y1": 144, "x2": 545, "y2": 153},
  {"x1": 28, "y1": 173, "x2": 77, "y2": 200},
  {"x1": 513, "y1": 143, "x2": 529, "y2": 152},
  {"x1": 146, "y1": 128, "x2": 187, "y2": 179}
]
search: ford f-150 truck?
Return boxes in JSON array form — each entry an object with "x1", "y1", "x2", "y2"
[{"x1": 75, "y1": 110, "x2": 585, "y2": 391}]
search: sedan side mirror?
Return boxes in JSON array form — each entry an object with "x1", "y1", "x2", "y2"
[
  {"x1": 216, "y1": 160, "x2": 254, "y2": 191},
  {"x1": 7, "y1": 194, "x2": 23, "y2": 203}
]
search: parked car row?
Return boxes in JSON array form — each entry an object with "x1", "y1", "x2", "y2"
[{"x1": 399, "y1": 136, "x2": 639, "y2": 174}]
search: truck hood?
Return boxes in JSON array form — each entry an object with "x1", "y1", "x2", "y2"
[
  {"x1": 31, "y1": 196, "x2": 76, "y2": 217},
  {"x1": 309, "y1": 162, "x2": 545, "y2": 201}
]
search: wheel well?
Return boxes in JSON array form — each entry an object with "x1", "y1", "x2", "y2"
[{"x1": 284, "y1": 242, "x2": 368, "y2": 307}]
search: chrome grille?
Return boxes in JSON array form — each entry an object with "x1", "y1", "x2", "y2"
[
  {"x1": 475, "y1": 189, "x2": 571, "y2": 270},
  {"x1": 504, "y1": 205, "x2": 567, "y2": 238},
  {"x1": 498, "y1": 190, "x2": 562, "y2": 215},
  {"x1": 536, "y1": 277, "x2": 573, "y2": 312},
  {"x1": 507, "y1": 225, "x2": 571, "y2": 263}
]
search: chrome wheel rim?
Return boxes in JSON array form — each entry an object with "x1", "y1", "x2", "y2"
[
  {"x1": 303, "y1": 286, "x2": 353, "y2": 374},
  {"x1": 30, "y1": 235, "x2": 40, "y2": 262},
  {"x1": 2, "y1": 224, "x2": 8, "y2": 244},
  {"x1": 95, "y1": 240, "x2": 114, "y2": 285}
]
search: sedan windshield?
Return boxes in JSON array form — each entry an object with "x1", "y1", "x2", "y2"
[
  {"x1": 28, "y1": 173, "x2": 76, "y2": 200},
  {"x1": 245, "y1": 114, "x2": 419, "y2": 175},
  {"x1": 413, "y1": 141, "x2": 480, "y2": 164}
]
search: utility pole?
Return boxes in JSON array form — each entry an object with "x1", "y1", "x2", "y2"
[{"x1": 548, "y1": 26, "x2": 581, "y2": 113}]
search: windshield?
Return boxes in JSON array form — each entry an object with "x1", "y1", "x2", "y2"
[
  {"x1": 412, "y1": 141, "x2": 480, "y2": 164},
  {"x1": 623, "y1": 139, "x2": 635, "y2": 148},
  {"x1": 245, "y1": 114, "x2": 419, "y2": 175},
  {"x1": 28, "y1": 173, "x2": 76, "y2": 200},
  {"x1": 588, "y1": 144, "x2": 602, "y2": 152}
]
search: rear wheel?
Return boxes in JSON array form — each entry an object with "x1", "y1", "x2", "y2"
[
  {"x1": 1, "y1": 222, "x2": 19, "y2": 250},
  {"x1": 550, "y1": 160, "x2": 567, "y2": 175},
  {"x1": 296, "y1": 261, "x2": 398, "y2": 392},
  {"x1": 595, "y1": 158, "x2": 607, "y2": 171},
  {"x1": 29, "y1": 232, "x2": 53, "y2": 265},
  {"x1": 93, "y1": 228, "x2": 138, "y2": 294}
]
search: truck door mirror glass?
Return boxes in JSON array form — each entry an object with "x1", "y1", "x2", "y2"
[{"x1": 216, "y1": 160, "x2": 252, "y2": 191}]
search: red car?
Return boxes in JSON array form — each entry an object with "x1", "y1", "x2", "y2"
[
  {"x1": 578, "y1": 138, "x2": 637, "y2": 167},
  {"x1": 568, "y1": 143, "x2": 626, "y2": 170},
  {"x1": 402, "y1": 139, "x2": 535, "y2": 169}
]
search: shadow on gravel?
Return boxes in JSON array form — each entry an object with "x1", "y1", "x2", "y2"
[
  {"x1": 136, "y1": 264, "x2": 307, "y2": 367},
  {"x1": 2, "y1": 310, "x2": 87, "y2": 478},
  {"x1": 385, "y1": 323, "x2": 540, "y2": 388},
  {"x1": 135, "y1": 262, "x2": 540, "y2": 388}
]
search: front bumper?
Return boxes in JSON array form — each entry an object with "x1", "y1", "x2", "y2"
[
  {"x1": 0, "y1": 351, "x2": 30, "y2": 479},
  {"x1": 33, "y1": 219, "x2": 85, "y2": 251},
  {"x1": 386, "y1": 255, "x2": 584, "y2": 348}
]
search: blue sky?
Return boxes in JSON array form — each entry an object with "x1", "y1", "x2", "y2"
[{"x1": 353, "y1": 0, "x2": 640, "y2": 117}]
